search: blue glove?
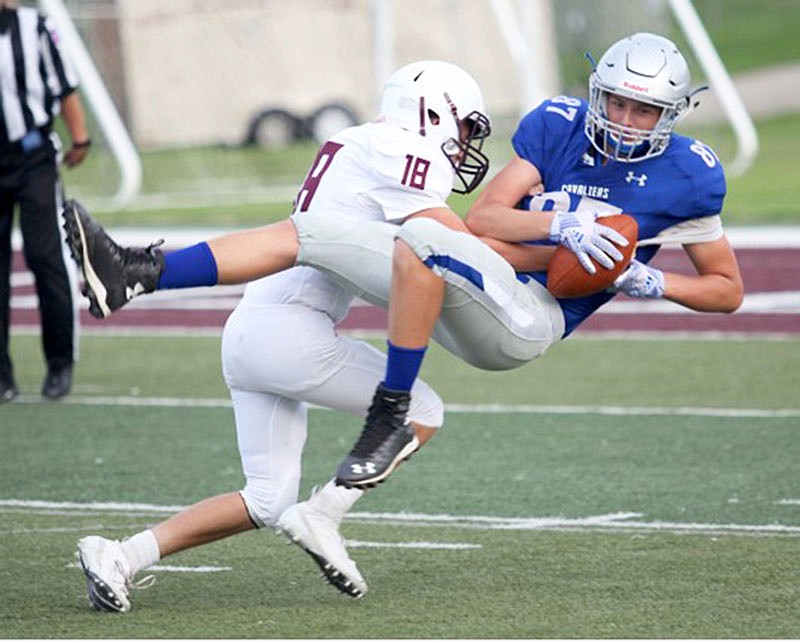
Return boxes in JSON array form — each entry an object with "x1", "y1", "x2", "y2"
[
  {"x1": 549, "y1": 211, "x2": 628, "y2": 275},
  {"x1": 611, "y1": 259, "x2": 666, "y2": 298}
]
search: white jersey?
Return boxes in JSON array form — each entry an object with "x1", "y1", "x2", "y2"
[
  {"x1": 224, "y1": 117, "x2": 560, "y2": 530},
  {"x1": 223, "y1": 121, "x2": 450, "y2": 527},
  {"x1": 240, "y1": 121, "x2": 453, "y2": 323}
]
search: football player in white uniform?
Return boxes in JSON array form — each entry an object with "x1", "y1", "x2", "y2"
[
  {"x1": 71, "y1": 60, "x2": 499, "y2": 611},
  {"x1": 65, "y1": 57, "x2": 627, "y2": 609}
]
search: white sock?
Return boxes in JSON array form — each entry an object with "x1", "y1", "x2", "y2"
[
  {"x1": 307, "y1": 479, "x2": 363, "y2": 524},
  {"x1": 120, "y1": 529, "x2": 161, "y2": 576}
]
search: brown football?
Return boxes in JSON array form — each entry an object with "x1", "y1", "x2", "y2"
[{"x1": 546, "y1": 214, "x2": 638, "y2": 298}]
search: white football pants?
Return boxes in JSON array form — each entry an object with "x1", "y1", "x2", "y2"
[
  {"x1": 221, "y1": 303, "x2": 443, "y2": 528},
  {"x1": 294, "y1": 212, "x2": 565, "y2": 371}
]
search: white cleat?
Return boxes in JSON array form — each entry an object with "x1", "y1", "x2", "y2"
[
  {"x1": 77, "y1": 536, "x2": 134, "y2": 612},
  {"x1": 277, "y1": 502, "x2": 367, "y2": 598}
]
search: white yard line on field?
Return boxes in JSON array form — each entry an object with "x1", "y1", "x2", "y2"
[
  {"x1": 2, "y1": 500, "x2": 798, "y2": 537},
  {"x1": 65, "y1": 561, "x2": 232, "y2": 573},
  {"x1": 443, "y1": 404, "x2": 800, "y2": 418},
  {"x1": 11, "y1": 394, "x2": 800, "y2": 418},
  {"x1": 345, "y1": 540, "x2": 482, "y2": 550}
]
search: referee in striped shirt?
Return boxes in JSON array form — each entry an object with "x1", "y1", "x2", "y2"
[{"x1": 1, "y1": 0, "x2": 90, "y2": 401}]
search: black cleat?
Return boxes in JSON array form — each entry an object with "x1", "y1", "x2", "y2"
[
  {"x1": 335, "y1": 383, "x2": 418, "y2": 489},
  {"x1": 62, "y1": 200, "x2": 165, "y2": 319}
]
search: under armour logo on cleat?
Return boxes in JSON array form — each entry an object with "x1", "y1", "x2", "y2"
[
  {"x1": 125, "y1": 282, "x2": 147, "y2": 301},
  {"x1": 350, "y1": 462, "x2": 377, "y2": 475}
]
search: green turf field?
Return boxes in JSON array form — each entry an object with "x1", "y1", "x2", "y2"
[{"x1": 2, "y1": 333, "x2": 799, "y2": 638}]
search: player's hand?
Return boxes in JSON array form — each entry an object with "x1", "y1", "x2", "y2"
[
  {"x1": 610, "y1": 259, "x2": 665, "y2": 298},
  {"x1": 549, "y1": 210, "x2": 628, "y2": 274}
]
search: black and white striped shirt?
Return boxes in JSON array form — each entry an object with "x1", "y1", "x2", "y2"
[{"x1": 0, "y1": 5, "x2": 79, "y2": 145}]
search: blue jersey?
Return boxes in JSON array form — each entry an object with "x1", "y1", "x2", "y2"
[{"x1": 511, "y1": 96, "x2": 726, "y2": 335}]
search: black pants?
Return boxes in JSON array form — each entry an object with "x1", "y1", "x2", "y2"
[{"x1": 0, "y1": 140, "x2": 77, "y2": 382}]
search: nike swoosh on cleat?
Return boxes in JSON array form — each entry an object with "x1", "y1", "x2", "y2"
[{"x1": 71, "y1": 210, "x2": 112, "y2": 318}]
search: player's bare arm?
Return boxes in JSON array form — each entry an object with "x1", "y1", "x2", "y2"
[
  {"x1": 663, "y1": 236, "x2": 743, "y2": 312},
  {"x1": 407, "y1": 198, "x2": 555, "y2": 270},
  {"x1": 467, "y1": 155, "x2": 626, "y2": 274},
  {"x1": 466, "y1": 156, "x2": 552, "y2": 242},
  {"x1": 479, "y1": 236, "x2": 554, "y2": 272}
]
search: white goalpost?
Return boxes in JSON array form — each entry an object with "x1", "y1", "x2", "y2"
[
  {"x1": 667, "y1": 0, "x2": 758, "y2": 176},
  {"x1": 39, "y1": 0, "x2": 141, "y2": 209}
]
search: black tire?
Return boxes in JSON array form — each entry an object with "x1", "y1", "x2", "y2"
[
  {"x1": 307, "y1": 102, "x2": 360, "y2": 144},
  {"x1": 245, "y1": 108, "x2": 305, "y2": 148}
]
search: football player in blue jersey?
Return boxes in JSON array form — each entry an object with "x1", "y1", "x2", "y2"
[
  {"x1": 333, "y1": 32, "x2": 743, "y2": 486},
  {"x1": 466, "y1": 31, "x2": 744, "y2": 338}
]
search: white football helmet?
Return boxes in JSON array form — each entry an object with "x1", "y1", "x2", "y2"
[
  {"x1": 585, "y1": 32, "x2": 698, "y2": 162},
  {"x1": 379, "y1": 60, "x2": 491, "y2": 193}
]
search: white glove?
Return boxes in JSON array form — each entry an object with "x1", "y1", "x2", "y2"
[
  {"x1": 549, "y1": 211, "x2": 628, "y2": 274},
  {"x1": 611, "y1": 259, "x2": 666, "y2": 298}
]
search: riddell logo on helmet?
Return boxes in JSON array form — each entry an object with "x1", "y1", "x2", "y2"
[{"x1": 623, "y1": 81, "x2": 649, "y2": 93}]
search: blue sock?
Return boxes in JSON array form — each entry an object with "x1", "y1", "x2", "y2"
[
  {"x1": 157, "y1": 242, "x2": 218, "y2": 290},
  {"x1": 383, "y1": 341, "x2": 427, "y2": 392}
]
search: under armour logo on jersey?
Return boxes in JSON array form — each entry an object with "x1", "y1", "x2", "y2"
[
  {"x1": 350, "y1": 462, "x2": 377, "y2": 475},
  {"x1": 625, "y1": 171, "x2": 648, "y2": 187},
  {"x1": 581, "y1": 152, "x2": 595, "y2": 166}
]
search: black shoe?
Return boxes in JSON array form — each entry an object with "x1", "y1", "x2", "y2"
[
  {"x1": 42, "y1": 366, "x2": 72, "y2": 400},
  {"x1": 335, "y1": 383, "x2": 419, "y2": 489},
  {"x1": 62, "y1": 200, "x2": 165, "y2": 319},
  {"x1": 1, "y1": 377, "x2": 18, "y2": 403}
]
